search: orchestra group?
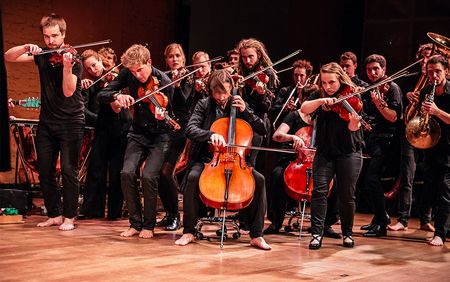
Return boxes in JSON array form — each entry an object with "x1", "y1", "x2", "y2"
[{"x1": 4, "y1": 13, "x2": 450, "y2": 250}]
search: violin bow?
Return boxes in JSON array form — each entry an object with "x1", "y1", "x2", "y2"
[
  {"x1": 87, "y1": 63, "x2": 122, "y2": 89},
  {"x1": 164, "y1": 56, "x2": 225, "y2": 74},
  {"x1": 31, "y1": 39, "x2": 112, "y2": 56},
  {"x1": 239, "y1": 49, "x2": 302, "y2": 85},
  {"x1": 133, "y1": 68, "x2": 201, "y2": 105},
  {"x1": 334, "y1": 70, "x2": 409, "y2": 104}
]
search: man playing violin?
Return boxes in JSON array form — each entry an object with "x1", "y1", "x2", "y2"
[
  {"x1": 98, "y1": 47, "x2": 119, "y2": 73},
  {"x1": 156, "y1": 43, "x2": 195, "y2": 231},
  {"x1": 236, "y1": 38, "x2": 279, "y2": 163},
  {"x1": 300, "y1": 62, "x2": 364, "y2": 249},
  {"x1": 78, "y1": 49, "x2": 132, "y2": 220},
  {"x1": 192, "y1": 51, "x2": 212, "y2": 97},
  {"x1": 270, "y1": 59, "x2": 314, "y2": 128},
  {"x1": 175, "y1": 69, "x2": 271, "y2": 250},
  {"x1": 97, "y1": 44, "x2": 174, "y2": 238},
  {"x1": 4, "y1": 13, "x2": 84, "y2": 231},
  {"x1": 361, "y1": 54, "x2": 403, "y2": 238}
]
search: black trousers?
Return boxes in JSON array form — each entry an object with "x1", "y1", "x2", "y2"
[
  {"x1": 310, "y1": 152, "x2": 362, "y2": 237},
  {"x1": 421, "y1": 146, "x2": 450, "y2": 242},
  {"x1": 397, "y1": 134, "x2": 424, "y2": 226},
  {"x1": 364, "y1": 135, "x2": 394, "y2": 227},
  {"x1": 182, "y1": 162, "x2": 267, "y2": 238},
  {"x1": 121, "y1": 135, "x2": 169, "y2": 231},
  {"x1": 158, "y1": 135, "x2": 185, "y2": 216},
  {"x1": 81, "y1": 128, "x2": 128, "y2": 219},
  {"x1": 36, "y1": 122, "x2": 84, "y2": 218}
]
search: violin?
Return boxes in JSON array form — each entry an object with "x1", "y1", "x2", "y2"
[
  {"x1": 49, "y1": 44, "x2": 80, "y2": 67},
  {"x1": 137, "y1": 76, "x2": 181, "y2": 131},
  {"x1": 329, "y1": 85, "x2": 372, "y2": 131},
  {"x1": 198, "y1": 89, "x2": 255, "y2": 211},
  {"x1": 244, "y1": 66, "x2": 275, "y2": 98},
  {"x1": 99, "y1": 71, "x2": 118, "y2": 88},
  {"x1": 372, "y1": 75, "x2": 390, "y2": 104},
  {"x1": 195, "y1": 77, "x2": 208, "y2": 93}
]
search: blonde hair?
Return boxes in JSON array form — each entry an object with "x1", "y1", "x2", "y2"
[
  {"x1": 81, "y1": 49, "x2": 100, "y2": 63},
  {"x1": 236, "y1": 38, "x2": 279, "y2": 87},
  {"x1": 192, "y1": 51, "x2": 210, "y2": 64},
  {"x1": 164, "y1": 43, "x2": 186, "y2": 67},
  {"x1": 319, "y1": 62, "x2": 355, "y2": 97},
  {"x1": 121, "y1": 44, "x2": 151, "y2": 68}
]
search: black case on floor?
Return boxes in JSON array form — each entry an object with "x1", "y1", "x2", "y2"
[{"x1": 0, "y1": 187, "x2": 33, "y2": 215}]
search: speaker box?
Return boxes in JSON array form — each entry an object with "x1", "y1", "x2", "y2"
[{"x1": 0, "y1": 186, "x2": 33, "y2": 215}]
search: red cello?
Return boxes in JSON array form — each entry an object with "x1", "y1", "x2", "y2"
[
  {"x1": 199, "y1": 89, "x2": 255, "y2": 211},
  {"x1": 283, "y1": 117, "x2": 333, "y2": 202}
]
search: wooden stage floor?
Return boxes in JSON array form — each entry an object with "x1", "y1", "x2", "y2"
[{"x1": 1, "y1": 212, "x2": 449, "y2": 282}]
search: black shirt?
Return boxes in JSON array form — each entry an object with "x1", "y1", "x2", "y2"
[
  {"x1": 82, "y1": 80, "x2": 101, "y2": 127},
  {"x1": 34, "y1": 51, "x2": 84, "y2": 124},
  {"x1": 419, "y1": 80, "x2": 450, "y2": 156},
  {"x1": 362, "y1": 81, "x2": 403, "y2": 135},
  {"x1": 276, "y1": 110, "x2": 311, "y2": 162},
  {"x1": 186, "y1": 94, "x2": 268, "y2": 162},
  {"x1": 308, "y1": 90, "x2": 364, "y2": 157},
  {"x1": 97, "y1": 66, "x2": 174, "y2": 139}
]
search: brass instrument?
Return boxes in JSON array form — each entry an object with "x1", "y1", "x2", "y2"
[
  {"x1": 404, "y1": 73, "x2": 429, "y2": 124},
  {"x1": 427, "y1": 32, "x2": 450, "y2": 57},
  {"x1": 405, "y1": 80, "x2": 441, "y2": 149}
]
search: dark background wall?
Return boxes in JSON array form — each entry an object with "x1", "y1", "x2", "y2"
[{"x1": 1, "y1": 0, "x2": 449, "y2": 182}]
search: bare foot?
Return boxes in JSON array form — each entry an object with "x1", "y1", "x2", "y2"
[
  {"x1": 175, "y1": 234, "x2": 195, "y2": 246},
  {"x1": 250, "y1": 237, "x2": 271, "y2": 250},
  {"x1": 420, "y1": 223, "x2": 435, "y2": 232},
  {"x1": 240, "y1": 229, "x2": 250, "y2": 235},
  {"x1": 388, "y1": 222, "x2": 407, "y2": 231},
  {"x1": 37, "y1": 216, "x2": 63, "y2": 227},
  {"x1": 59, "y1": 217, "x2": 76, "y2": 231},
  {"x1": 139, "y1": 229, "x2": 154, "y2": 239},
  {"x1": 428, "y1": 236, "x2": 444, "y2": 246},
  {"x1": 120, "y1": 228, "x2": 140, "y2": 237}
]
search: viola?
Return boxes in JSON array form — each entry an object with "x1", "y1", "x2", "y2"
[
  {"x1": 137, "y1": 76, "x2": 181, "y2": 131},
  {"x1": 195, "y1": 77, "x2": 208, "y2": 93},
  {"x1": 199, "y1": 90, "x2": 255, "y2": 211},
  {"x1": 283, "y1": 125, "x2": 333, "y2": 202},
  {"x1": 329, "y1": 85, "x2": 372, "y2": 131},
  {"x1": 99, "y1": 71, "x2": 118, "y2": 88},
  {"x1": 244, "y1": 66, "x2": 275, "y2": 98},
  {"x1": 49, "y1": 44, "x2": 81, "y2": 67}
]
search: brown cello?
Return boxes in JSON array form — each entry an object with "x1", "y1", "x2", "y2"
[
  {"x1": 283, "y1": 118, "x2": 333, "y2": 202},
  {"x1": 198, "y1": 89, "x2": 255, "y2": 211}
]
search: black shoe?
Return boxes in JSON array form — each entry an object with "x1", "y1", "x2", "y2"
[
  {"x1": 343, "y1": 236, "x2": 354, "y2": 248},
  {"x1": 360, "y1": 223, "x2": 376, "y2": 230},
  {"x1": 363, "y1": 225, "x2": 387, "y2": 237},
  {"x1": 309, "y1": 234, "x2": 323, "y2": 250},
  {"x1": 164, "y1": 215, "x2": 181, "y2": 231},
  {"x1": 323, "y1": 227, "x2": 342, "y2": 239},
  {"x1": 263, "y1": 224, "x2": 280, "y2": 235},
  {"x1": 156, "y1": 214, "x2": 170, "y2": 227}
]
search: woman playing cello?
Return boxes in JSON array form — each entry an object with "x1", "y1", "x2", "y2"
[
  {"x1": 264, "y1": 84, "x2": 316, "y2": 234},
  {"x1": 175, "y1": 69, "x2": 271, "y2": 250},
  {"x1": 300, "y1": 62, "x2": 364, "y2": 249}
]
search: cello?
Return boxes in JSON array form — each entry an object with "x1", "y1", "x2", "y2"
[
  {"x1": 283, "y1": 114, "x2": 333, "y2": 203},
  {"x1": 198, "y1": 88, "x2": 255, "y2": 211}
]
